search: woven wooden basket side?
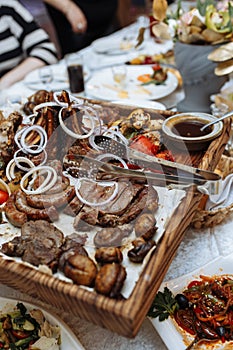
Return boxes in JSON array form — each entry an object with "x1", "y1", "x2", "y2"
[{"x1": 191, "y1": 154, "x2": 233, "y2": 229}]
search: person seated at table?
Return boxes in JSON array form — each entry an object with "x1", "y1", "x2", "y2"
[
  {"x1": 43, "y1": 0, "x2": 119, "y2": 57},
  {"x1": 0, "y1": 0, "x2": 58, "y2": 90}
]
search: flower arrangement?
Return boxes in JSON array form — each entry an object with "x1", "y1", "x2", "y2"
[{"x1": 138, "y1": 0, "x2": 233, "y2": 45}]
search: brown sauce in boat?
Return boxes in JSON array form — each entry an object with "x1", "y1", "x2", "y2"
[{"x1": 172, "y1": 121, "x2": 212, "y2": 138}]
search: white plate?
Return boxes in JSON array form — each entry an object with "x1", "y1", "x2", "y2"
[
  {"x1": 149, "y1": 253, "x2": 233, "y2": 350},
  {"x1": 0, "y1": 297, "x2": 85, "y2": 349},
  {"x1": 111, "y1": 99, "x2": 166, "y2": 110},
  {"x1": 85, "y1": 65, "x2": 178, "y2": 101},
  {"x1": 91, "y1": 36, "x2": 138, "y2": 56},
  {"x1": 23, "y1": 64, "x2": 69, "y2": 91}
]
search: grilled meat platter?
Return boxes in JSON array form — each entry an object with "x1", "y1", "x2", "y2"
[{"x1": 0, "y1": 90, "x2": 187, "y2": 300}]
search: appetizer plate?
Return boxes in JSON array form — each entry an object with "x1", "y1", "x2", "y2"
[
  {"x1": 91, "y1": 36, "x2": 139, "y2": 55},
  {"x1": 23, "y1": 64, "x2": 69, "y2": 91},
  {"x1": 0, "y1": 296, "x2": 85, "y2": 349},
  {"x1": 85, "y1": 65, "x2": 178, "y2": 101},
  {"x1": 149, "y1": 253, "x2": 233, "y2": 350}
]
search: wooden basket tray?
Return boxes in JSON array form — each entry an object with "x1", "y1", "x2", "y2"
[{"x1": 0, "y1": 101, "x2": 231, "y2": 338}]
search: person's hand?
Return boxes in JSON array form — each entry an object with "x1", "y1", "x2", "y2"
[{"x1": 65, "y1": 2, "x2": 87, "y2": 33}]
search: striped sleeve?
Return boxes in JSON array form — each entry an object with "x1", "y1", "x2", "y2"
[{"x1": 0, "y1": 0, "x2": 58, "y2": 72}]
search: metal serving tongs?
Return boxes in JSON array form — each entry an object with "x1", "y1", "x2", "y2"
[
  {"x1": 93, "y1": 135, "x2": 221, "y2": 182},
  {"x1": 63, "y1": 154, "x2": 220, "y2": 192}
]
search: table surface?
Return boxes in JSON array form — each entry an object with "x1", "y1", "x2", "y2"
[{"x1": 0, "y1": 19, "x2": 233, "y2": 350}]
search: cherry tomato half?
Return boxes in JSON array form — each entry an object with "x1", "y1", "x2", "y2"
[
  {"x1": 187, "y1": 280, "x2": 202, "y2": 289},
  {"x1": 0, "y1": 190, "x2": 9, "y2": 205}
]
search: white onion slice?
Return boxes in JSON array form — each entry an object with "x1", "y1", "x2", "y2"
[
  {"x1": 96, "y1": 153, "x2": 128, "y2": 169},
  {"x1": 88, "y1": 134, "x2": 103, "y2": 151},
  {"x1": 20, "y1": 125, "x2": 48, "y2": 154},
  {"x1": 22, "y1": 113, "x2": 37, "y2": 125},
  {"x1": 103, "y1": 126, "x2": 129, "y2": 146},
  {"x1": 20, "y1": 166, "x2": 58, "y2": 195},
  {"x1": 14, "y1": 127, "x2": 28, "y2": 149},
  {"x1": 13, "y1": 148, "x2": 48, "y2": 170},
  {"x1": 81, "y1": 105, "x2": 104, "y2": 135},
  {"x1": 88, "y1": 125, "x2": 108, "y2": 151},
  {"x1": 33, "y1": 101, "x2": 58, "y2": 114},
  {"x1": 6, "y1": 156, "x2": 35, "y2": 181},
  {"x1": 58, "y1": 107, "x2": 95, "y2": 139},
  {"x1": 75, "y1": 178, "x2": 118, "y2": 207},
  {"x1": 53, "y1": 92, "x2": 69, "y2": 108},
  {"x1": 62, "y1": 170, "x2": 77, "y2": 186}
]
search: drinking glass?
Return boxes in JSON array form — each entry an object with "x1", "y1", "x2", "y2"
[
  {"x1": 66, "y1": 53, "x2": 85, "y2": 94},
  {"x1": 111, "y1": 65, "x2": 127, "y2": 88},
  {"x1": 211, "y1": 102, "x2": 233, "y2": 156},
  {"x1": 39, "y1": 66, "x2": 53, "y2": 90}
]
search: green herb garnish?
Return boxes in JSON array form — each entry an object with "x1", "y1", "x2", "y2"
[
  {"x1": 141, "y1": 80, "x2": 165, "y2": 86},
  {"x1": 147, "y1": 287, "x2": 178, "y2": 321}
]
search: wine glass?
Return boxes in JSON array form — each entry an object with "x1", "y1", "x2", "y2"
[
  {"x1": 111, "y1": 65, "x2": 127, "y2": 88},
  {"x1": 39, "y1": 66, "x2": 53, "y2": 90}
]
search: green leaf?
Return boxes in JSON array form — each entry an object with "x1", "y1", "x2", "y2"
[
  {"x1": 197, "y1": 0, "x2": 215, "y2": 16},
  {"x1": 141, "y1": 80, "x2": 165, "y2": 86},
  {"x1": 147, "y1": 287, "x2": 179, "y2": 321}
]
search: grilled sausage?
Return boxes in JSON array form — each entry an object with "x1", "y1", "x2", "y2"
[
  {"x1": 26, "y1": 185, "x2": 75, "y2": 209},
  {"x1": 15, "y1": 190, "x2": 59, "y2": 221},
  {"x1": 4, "y1": 193, "x2": 27, "y2": 227}
]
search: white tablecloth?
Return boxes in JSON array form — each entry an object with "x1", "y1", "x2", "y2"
[
  {"x1": 0, "y1": 21, "x2": 233, "y2": 350},
  {"x1": 0, "y1": 22, "x2": 184, "y2": 110}
]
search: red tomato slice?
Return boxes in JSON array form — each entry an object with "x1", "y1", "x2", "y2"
[
  {"x1": 130, "y1": 135, "x2": 159, "y2": 156},
  {"x1": 11, "y1": 330, "x2": 30, "y2": 339},
  {"x1": 0, "y1": 190, "x2": 9, "y2": 205},
  {"x1": 187, "y1": 280, "x2": 202, "y2": 289},
  {"x1": 152, "y1": 63, "x2": 162, "y2": 71}
]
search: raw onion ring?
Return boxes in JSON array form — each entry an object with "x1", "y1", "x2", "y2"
[
  {"x1": 14, "y1": 127, "x2": 27, "y2": 149},
  {"x1": 20, "y1": 125, "x2": 48, "y2": 154},
  {"x1": 58, "y1": 107, "x2": 95, "y2": 139},
  {"x1": 6, "y1": 156, "x2": 35, "y2": 181},
  {"x1": 96, "y1": 153, "x2": 128, "y2": 169},
  {"x1": 13, "y1": 148, "x2": 48, "y2": 170},
  {"x1": 22, "y1": 113, "x2": 37, "y2": 125},
  {"x1": 81, "y1": 105, "x2": 102, "y2": 132},
  {"x1": 33, "y1": 101, "x2": 58, "y2": 114},
  {"x1": 20, "y1": 166, "x2": 57, "y2": 195},
  {"x1": 75, "y1": 177, "x2": 119, "y2": 207},
  {"x1": 103, "y1": 126, "x2": 129, "y2": 146},
  {"x1": 15, "y1": 125, "x2": 47, "y2": 155}
]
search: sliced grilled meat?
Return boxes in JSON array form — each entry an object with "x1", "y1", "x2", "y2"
[
  {"x1": 63, "y1": 196, "x2": 84, "y2": 217},
  {"x1": 1, "y1": 220, "x2": 64, "y2": 271}
]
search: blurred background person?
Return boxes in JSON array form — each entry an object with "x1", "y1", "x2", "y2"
[
  {"x1": 43, "y1": 0, "x2": 119, "y2": 57},
  {"x1": 0, "y1": 0, "x2": 58, "y2": 90}
]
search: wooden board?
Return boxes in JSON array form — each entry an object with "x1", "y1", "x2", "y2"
[{"x1": 0, "y1": 100, "x2": 231, "y2": 338}]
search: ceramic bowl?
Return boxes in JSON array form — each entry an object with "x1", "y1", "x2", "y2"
[{"x1": 162, "y1": 112, "x2": 223, "y2": 151}]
